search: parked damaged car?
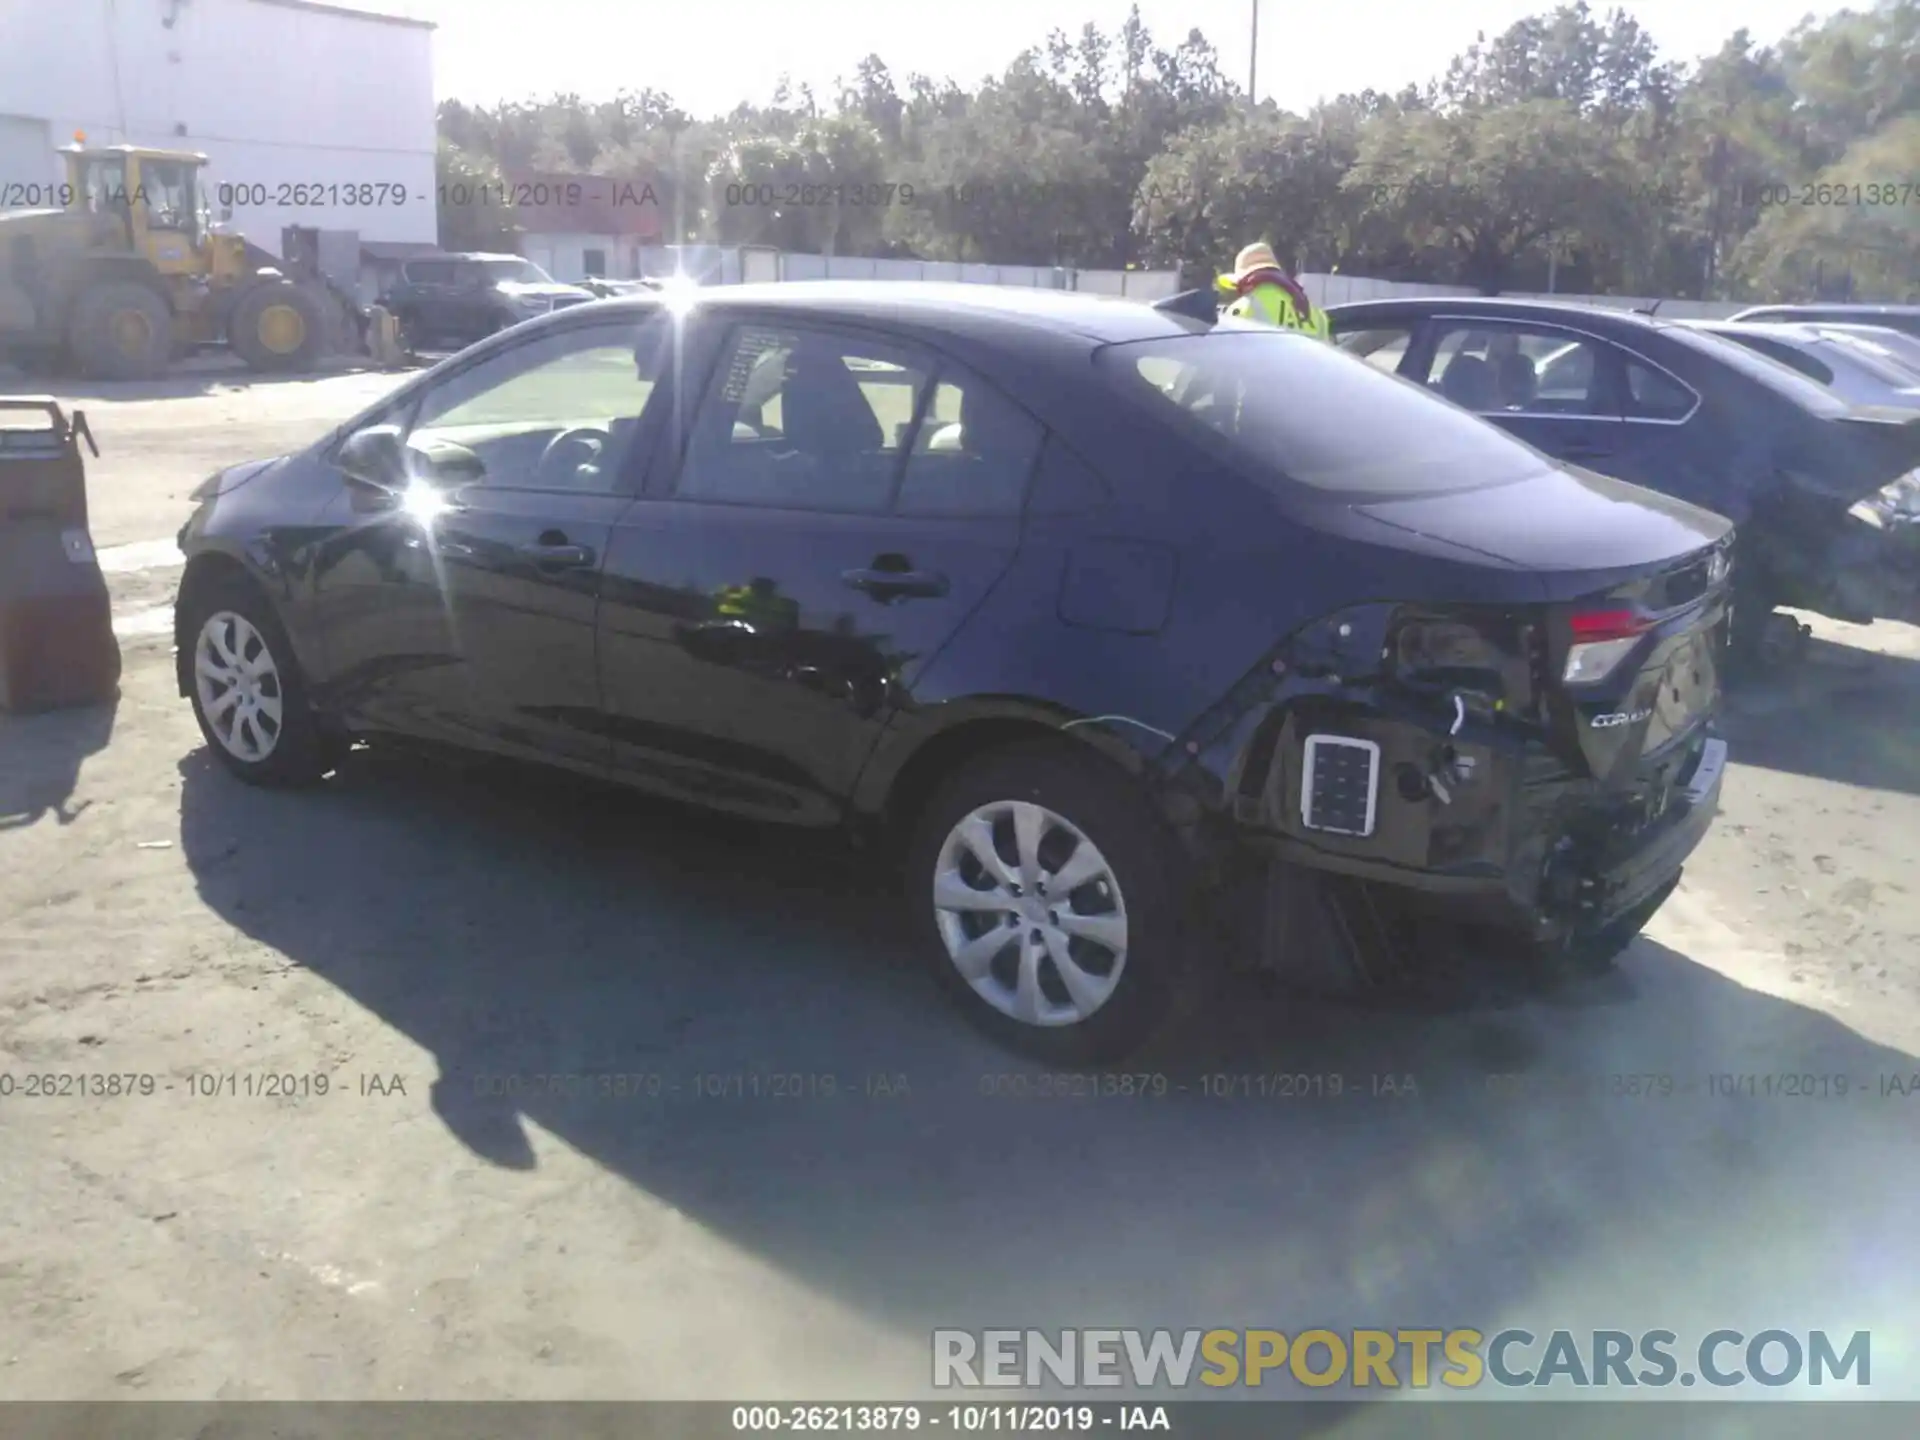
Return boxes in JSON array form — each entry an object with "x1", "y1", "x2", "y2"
[
  {"x1": 380, "y1": 253, "x2": 595, "y2": 350},
  {"x1": 1327, "y1": 297, "x2": 1920, "y2": 659},
  {"x1": 175, "y1": 283, "x2": 1733, "y2": 1061}
]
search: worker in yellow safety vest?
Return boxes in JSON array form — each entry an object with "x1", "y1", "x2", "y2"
[{"x1": 1215, "y1": 242, "x2": 1330, "y2": 339}]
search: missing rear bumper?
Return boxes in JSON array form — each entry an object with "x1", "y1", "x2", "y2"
[{"x1": 1216, "y1": 737, "x2": 1726, "y2": 1002}]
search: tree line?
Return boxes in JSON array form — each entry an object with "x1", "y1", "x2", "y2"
[{"x1": 435, "y1": 0, "x2": 1920, "y2": 300}]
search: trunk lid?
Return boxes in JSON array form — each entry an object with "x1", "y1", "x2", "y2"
[
  {"x1": 1814, "y1": 407, "x2": 1920, "y2": 504},
  {"x1": 1533, "y1": 545, "x2": 1732, "y2": 786},
  {"x1": 1352, "y1": 462, "x2": 1733, "y2": 786}
]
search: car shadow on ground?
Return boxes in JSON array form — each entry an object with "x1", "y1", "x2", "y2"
[
  {"x1": 1723, "y1": 637, "x2": 1920, "y2": 796},
  {"x1": 174, "y1": 740, "x2": 1920, "y2": 1387},
  {"x1": 0, "y1": 693, "x2": 118, "y2": 830}
]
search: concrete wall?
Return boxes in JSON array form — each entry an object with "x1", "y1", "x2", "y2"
[
  {"x1": 0, "y1": 0, "x2": 437, "y2": 253},
  {"x1": 1298, "y1": 272, "x2": 1750, "y2": 319}
]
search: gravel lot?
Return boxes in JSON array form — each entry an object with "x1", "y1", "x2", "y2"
[{"x1": 2, "y1": 365, "x2": 1918, "y2": 1404}]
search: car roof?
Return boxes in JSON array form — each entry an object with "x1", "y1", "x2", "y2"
[
  {"x1": 1731, "y1": 303, "x2": 1920, "y2": 318},
  {"x1": 1684, "y1": 320, "x2": 1829, "y2": 342},
  {"x1": 573, "y1": 281, "x2": 1222, "y2": 345},
  {"x1": 1327, "y1": 295, "x2": 1663, "y2": 323}
]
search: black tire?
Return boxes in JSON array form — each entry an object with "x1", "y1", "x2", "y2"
[
  {"x1": 68, "y1": 281, "x2": 173, "y2": 380},
  {"x1": 229, "y1": 280, "x2": 327, "y2": 371},
  {"x1": 905, "y1": 741, "x2": 1191, "y2": 1065},
  {"x1": 181, "y1": 573, "x2": 341, "y2": 787}
]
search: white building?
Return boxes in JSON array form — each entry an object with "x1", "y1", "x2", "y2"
[
  {"x1": 0, "y1": 0, "x2": 437, "y2": 256},
  {"x1": 508, "y1": 170, "x2": 665, "y2": 283}
]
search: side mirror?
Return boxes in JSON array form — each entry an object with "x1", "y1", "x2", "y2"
[{"x1": 336, "y1": 424, "x2": 408, "y2": 492}]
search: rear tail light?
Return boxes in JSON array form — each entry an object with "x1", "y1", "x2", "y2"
[{"x1": 1563, "y1": 609, "x2": 1652, "y2": 684}]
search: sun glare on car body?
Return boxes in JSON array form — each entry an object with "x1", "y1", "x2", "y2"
[{"x1": 399, "y1": 481, "x2": 453, "y2": 524}]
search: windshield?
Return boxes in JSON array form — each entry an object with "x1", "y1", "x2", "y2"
[
  {"x1": 483, "y1": 258, "x2": 554, "y2": 285},
  {"x1": 1100, "y1": 331, "x2": 1550, "y2": 497},
  {"x1": 73, "y1": 156, "x2": 130, "y2": 215}
]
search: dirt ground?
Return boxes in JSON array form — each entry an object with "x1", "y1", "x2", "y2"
[{"x1": 2, "y1": 365, "x2": 1918, "y2": 1403}]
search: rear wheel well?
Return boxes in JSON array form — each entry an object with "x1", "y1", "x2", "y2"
[{"x1": 882, "y1": 719, "x2": 1137, "y2": 845}]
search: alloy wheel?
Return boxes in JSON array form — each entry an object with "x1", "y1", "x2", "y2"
[
  {"x1": 194, "y1": 610, "x2": 285, "y2": 763},
  {"x1": 931, "y1": 800, "x2": 1130, "y2": 1027}
]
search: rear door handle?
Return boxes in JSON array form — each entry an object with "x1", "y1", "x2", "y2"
[
  {"x1": 517, "y1": 542, "x2": 596, "y2": 569},
  {"x1": 842, "y1": 567, "x2": 948, "y2": 600}
]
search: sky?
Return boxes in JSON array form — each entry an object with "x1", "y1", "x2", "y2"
[{"x1": 345, "y1": 0, "x2": 1843, "y2": 117}]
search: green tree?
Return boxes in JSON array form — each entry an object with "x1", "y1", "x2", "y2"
[
  {"x1": 435, "y1": 141, "x2": 517, "y2": 252},
  {"x1": 1347, "y1": 99, "x2": 1644, "y2": 292}
]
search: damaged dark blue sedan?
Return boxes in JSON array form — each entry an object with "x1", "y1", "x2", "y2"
[{"x1": 175, "y1": 283, "x2": 1735, "y2": 1061}]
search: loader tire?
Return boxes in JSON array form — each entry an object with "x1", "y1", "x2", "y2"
[
  {"x1": 69, "y1": 282, "x2": 173, "y2": 381},
  {"x1": 230, "y1": 280, "x2": 327, "y2": 372}
]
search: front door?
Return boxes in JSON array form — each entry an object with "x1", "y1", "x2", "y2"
[
  {"x1": 310, "y1": 312, "x2": 675, "y2": 770},
  {"x1": 1414, "y1": 318, "x2": 1626, "y2": 470},
  {"x1": 596, "y1": 318, "x2": 1041, "y2": 823}
]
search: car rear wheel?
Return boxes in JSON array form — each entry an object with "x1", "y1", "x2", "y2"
[
  {"x1": 183, "y1": 575, "x2": 339, "y2": 786},
  {"x1": 906, "y1": 743, "x2": 1189, "y2": 1064}
]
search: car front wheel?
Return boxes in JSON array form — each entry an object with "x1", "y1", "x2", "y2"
[
  {"x1": 183, "y1": 575, "x2": 339, "y2": 786},
  {"x1": 907, "y1": 743, "x2": 1190, "y2": 1064}
]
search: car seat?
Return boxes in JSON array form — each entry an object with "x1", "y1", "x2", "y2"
[
  {"x1": 1494, "y1": 353, "x2": 1539, "y2": 410},
  {"x1": 1440, "y1": 354, "x2": 1497, "y2": 410}
]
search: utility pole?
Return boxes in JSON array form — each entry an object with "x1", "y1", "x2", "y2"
[{"x1": 1249, "y1": 0, "x2": 1259, "y2": 108}]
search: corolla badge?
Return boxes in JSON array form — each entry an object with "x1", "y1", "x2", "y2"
[{"x1": 1590, "y1": 709, "x2": 1653, "y2": 728}]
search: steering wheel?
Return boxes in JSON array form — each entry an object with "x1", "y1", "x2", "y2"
[{"x1": 534, "y1": 426, "x2": 614, "y2": 488}]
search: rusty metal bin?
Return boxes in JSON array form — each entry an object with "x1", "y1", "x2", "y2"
[{"x1": 0, "y1": 397, "x2": 120, "y2": 712}]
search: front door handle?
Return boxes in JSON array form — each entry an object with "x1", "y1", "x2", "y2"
[
  {"x1": 842, "y1": 567, "x2": 948, "y2": 600},
  {"x1": 517, "y1": 541, "x2": 595, "y2": 569}
]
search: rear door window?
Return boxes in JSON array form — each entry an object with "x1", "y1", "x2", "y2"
[
  {"x1": 896, "y1": 365, "x2": 1044, "y2": 517},
  {"x1": 1623, "y1": 359, "x2": 1698, "y2": 421},
  {"x1": 675, "y1": 323, "x2": 931, "y2": 513},
  {"x1": 1419, "y1": 323, "x2": 1613, "y2": 416},
  {"x1": 1099, "y1": 331, "x2": 1549, "y2": 498}
]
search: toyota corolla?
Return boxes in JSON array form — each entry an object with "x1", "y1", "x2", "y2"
[{"x1": 174, "y1": 282, "x2": 1733, "y2": 1061}]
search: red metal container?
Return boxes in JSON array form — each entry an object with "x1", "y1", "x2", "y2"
[{"x1": 0, "y1": 397, "x2": 120, "y2": 712}]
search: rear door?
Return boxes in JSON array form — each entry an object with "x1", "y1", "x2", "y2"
[
  {"x1": 595, "y1": 318, "x2": 1040, "y2": 823},
  {"x1": 1413, "y1": 318, "x2": 1626, "y2": 468}
]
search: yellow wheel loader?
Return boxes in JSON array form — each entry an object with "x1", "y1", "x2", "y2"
[{"x1": 0, "y1": 140, "x2": 371, "y2": 381}]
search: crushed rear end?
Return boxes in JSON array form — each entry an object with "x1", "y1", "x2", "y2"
[
  {"x1": 1097, "y1": 327, "x2": 1739, "y2": 992},
  {"x1": 1186, "y1": 538, "x2": 1732, "y2": 982}
]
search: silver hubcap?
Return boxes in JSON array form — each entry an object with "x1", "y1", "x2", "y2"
[
  {"x1": 194, "y1": 610, "x2": 284, "y2": 763},
  {"x1": 932, "y1": 800, "x2": 1129, "y2": 1027}
]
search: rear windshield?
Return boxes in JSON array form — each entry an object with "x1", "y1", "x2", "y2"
[
  {"x1": 1822, "y1": 333, "x2": 1920, "y2": 387},
  {"x1": 1665, "y1": 326, "x2": 1852, "y2": 415},
  {"x1": 1710, "y1": 330, "x2": 1835, "y2": 384},
  {"x1": 1097, "y1": 331, "x2": 1548, "y2": 497}
]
